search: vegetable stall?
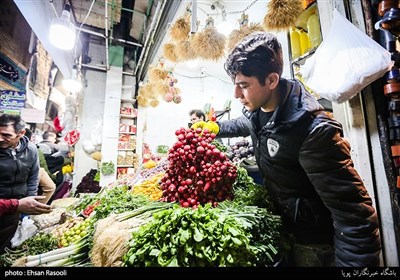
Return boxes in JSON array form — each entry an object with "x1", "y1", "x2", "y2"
[{"x1": 0, "y1": 127, "x2": 290, "y2": 267}]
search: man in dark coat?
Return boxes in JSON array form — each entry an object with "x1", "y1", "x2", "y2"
[
  {"x1": 39, "y1": 131, "x2": 60, "y2": 155},
  {"x1": 218, "y1": 32, "x2": 381, "y2": 267},
  {"x1": 0, "y1": 114, "x2": 41, "y2": 253}
]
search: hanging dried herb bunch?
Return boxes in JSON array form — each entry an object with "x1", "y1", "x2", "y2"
[
  {"x1": 137, "y1": 95, "x2": 150, "y2": 107},
  {"x1": 139, "y1": 83, "x2": 154, "y2": 99},
  {"x1": 227, "y1": 13, "x2": 264, "y2": 51},
  {"x1": 149, "y1": 99, "x2": 160, "y2": 107},
  {"x1": 175, "y1": 36, "x2": 197, "y2": 61},
  {"x1": 163, "y1": 42, "x2": 180, "y2": 63},
  {"x1": 153, "y1": 82, "x2": 169, "y2": 97},
  {"x1": 192, "y1": 17, "x2": 226, "y2": 61},
  {"x1": 263, "y1": 0, "x2": 303, "y2": 31},
  {"x1": 170, "y1": 16, "x2": 191, "y2": 42},
  {"x1": 148, "y1": 65, "x2": 169, "y2": 82},
  {"x1": 227, "y1": 21, "x2": 264, "y2": 51}
]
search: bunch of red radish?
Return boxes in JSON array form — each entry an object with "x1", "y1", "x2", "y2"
[{"x1": 160, "y1": 127, "x2": 237, "y2": 208}]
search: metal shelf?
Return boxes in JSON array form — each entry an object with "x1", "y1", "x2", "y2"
[
  {"x1": 121, "y1": 98, "x2": 136, "y2": 104},
  {"x1": 120, "y1": 114, "x2": 137, "y2": 119},
  {"x1": 291, "y1": 48, "x2": 317, "y2": 66}
]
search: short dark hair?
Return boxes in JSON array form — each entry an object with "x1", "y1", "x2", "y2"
[
  {"x1": 224, "y1": 32, "x2": 283, "y2": 85},
  {"x1": 25, "y1": 128, "x2": 33, "y2": 140},
  {"x1": 0, "y1": 114, "x2": 26, "y2": 133},
  {"x1": 189, "y1": 109, "x2": 206, "y2": 120}
]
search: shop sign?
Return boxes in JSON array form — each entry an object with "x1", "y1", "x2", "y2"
[
  {"x1": 0, "y1": 56, "x2": 19, "y2": 82},
  {"x1": 0, "y1": 52, "x2": 26, "y2": 91},
  {"x1": 0, "y1": 90, "x2": 26, "y2": 110},
  {"x1": 20, "y1": 108, "x2": 45, "y2": 123},
  {"x1": 0, "y1": 109, "x2": 20, "y2": 115}
]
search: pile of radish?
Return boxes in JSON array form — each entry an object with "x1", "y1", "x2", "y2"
[{"x1": 160, "y1": 127, "x2": 237, "y2": 208}]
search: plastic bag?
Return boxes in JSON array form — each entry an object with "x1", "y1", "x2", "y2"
[
  {"x1": 300, "y1": 9, "x2": 393, "y2": 103},
  {"x1": 11, "y1": 216, "x2": 38, "y2": 247}
]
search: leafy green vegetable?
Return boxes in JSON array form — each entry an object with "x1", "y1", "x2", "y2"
[
  {"x1": 211, "y1": 140, "x2": 227, "y2": 152},
  {"x1": 93, "y1": 171, "x2": 100, "y2": 182},
  {"x1": 93, "y1": 186, "x2": 151, "y2": 220},
  {"x1": 0, "y1": 233, "x2": 58, "y2": 267},
  {"x1": 122, "y1": 203, "x2": 280, "y2": 267},
  {"x1": 100, "y1": 161, "x2": 115, "y2": 176},
  {"x1": 233, "y1": 166, "x2": 274, "y2": 210}
]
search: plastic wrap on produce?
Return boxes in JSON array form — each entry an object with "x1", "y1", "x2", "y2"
[{"x1": 30, "y1": 207, "x2": 65, "y2": 230}]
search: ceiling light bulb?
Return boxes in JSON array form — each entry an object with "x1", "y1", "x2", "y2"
[{"x1": 49, "y1": 5, "x2": 76, "y2": 50}]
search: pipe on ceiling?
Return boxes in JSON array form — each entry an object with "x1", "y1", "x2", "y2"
[
  {"x1": 137, "y1": 0, "x2": 182, "y2": 81},
  {"x1": 75, "y1": 26, "x2": 142, "y2": 48},
  {"x1": 49, "y1": 0, "x2": 143, "y2": 70},
  {"x1": 105, "y1": 0, "x2": 110, "y2": 70},
  {"x1": 191, "y1": 0, "x2": 197, "y2": 34},
  {"x1": 81, "y1": 63, "x2": 107, "y2": 71},
  {"x1": 134, "y1": 0, "x2": 167, "y2": 78}
]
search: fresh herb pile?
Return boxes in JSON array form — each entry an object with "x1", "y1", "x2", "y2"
[
  {"x1": 123, "y1": 202, "x2": 283, "y2": 267},
  {"x1": 232, "y1": 166, "x2": 273, "y2": 210},
  {"x1": 0, "y1": 233, "x2": 58, "y2": 267},
  {"x1": 74, "y1": 186, "x2": 151, "y2": 220}
]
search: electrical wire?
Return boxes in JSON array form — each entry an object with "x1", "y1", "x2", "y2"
[
  {"x1": 173, "y1": 70, "x2": 231, "y2": 84},
  {"x1": 198, "y1": 0, "x2": 258, "y2": 17},
  {"x1": 73, "y1": 0, "x2": 96, "y2": 60}
]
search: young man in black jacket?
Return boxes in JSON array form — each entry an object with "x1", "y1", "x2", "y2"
[{"x1": 218, "y1": 32, "x2": 381, "y2": 267}]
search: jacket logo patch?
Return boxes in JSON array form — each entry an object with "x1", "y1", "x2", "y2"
[{"x1": 267, "y1": 138, "x2": 279, "y2": 157}]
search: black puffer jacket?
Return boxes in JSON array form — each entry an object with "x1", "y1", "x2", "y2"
[
  {"x1": 219, "y1": 78, "x2": 381, "y2": 266},
  {"x1": 0, "y1": 136, "x2": 39, "y2": 199}
]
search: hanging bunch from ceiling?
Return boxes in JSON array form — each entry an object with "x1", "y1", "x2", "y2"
[
  {"x1": 174, "y1": 5, "x2": 198, "y2": 62},
  {"x1": 162, "y1": 42, "x2": 180, "y2": 63},
  {"x1": 162, "y1": 1, "x2": 228, "y2": 63},
  {"x1": 175, "y1": 36, "x2": 197, "y2": 61},
  {"x1": 191, "y1": 16, "x2": 226, "y2": 61},
  {"x1": 226, "y1": 13, "x2": 264, "y2": 51},
  {"x1": 263, "y1": 0, "x2": 303, "y2": 31},
  {"x1": 162, "y1": 0, "x2": 262, "y2": 64},
  {"x1": 148, "y1": 62, "x2": 170, "y2": 102},
  {"x1": 169, "y1": 13, "x2": 191, "y2": 42},
  {"x1": 162, "y1": 5, "x2": 196, "y2": 63},
  {"x1": 136, "y1": 61, "x2": 181, "y2": 107},
  {"x1": 137, "y1": 82, "x2": 157, "y2": 107}
]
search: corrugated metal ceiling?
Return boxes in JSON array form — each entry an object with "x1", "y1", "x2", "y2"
[{"x1": 70, "y1": 0, "x2": 152, "y2": 42}]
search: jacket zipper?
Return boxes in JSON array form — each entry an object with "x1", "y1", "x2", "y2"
[
  {"x1": 11, "y1": 149, "x2": 20, "y2": 184},
  {"x1": 10, "y1": 149, "x2": 18, "y2": 196}
]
